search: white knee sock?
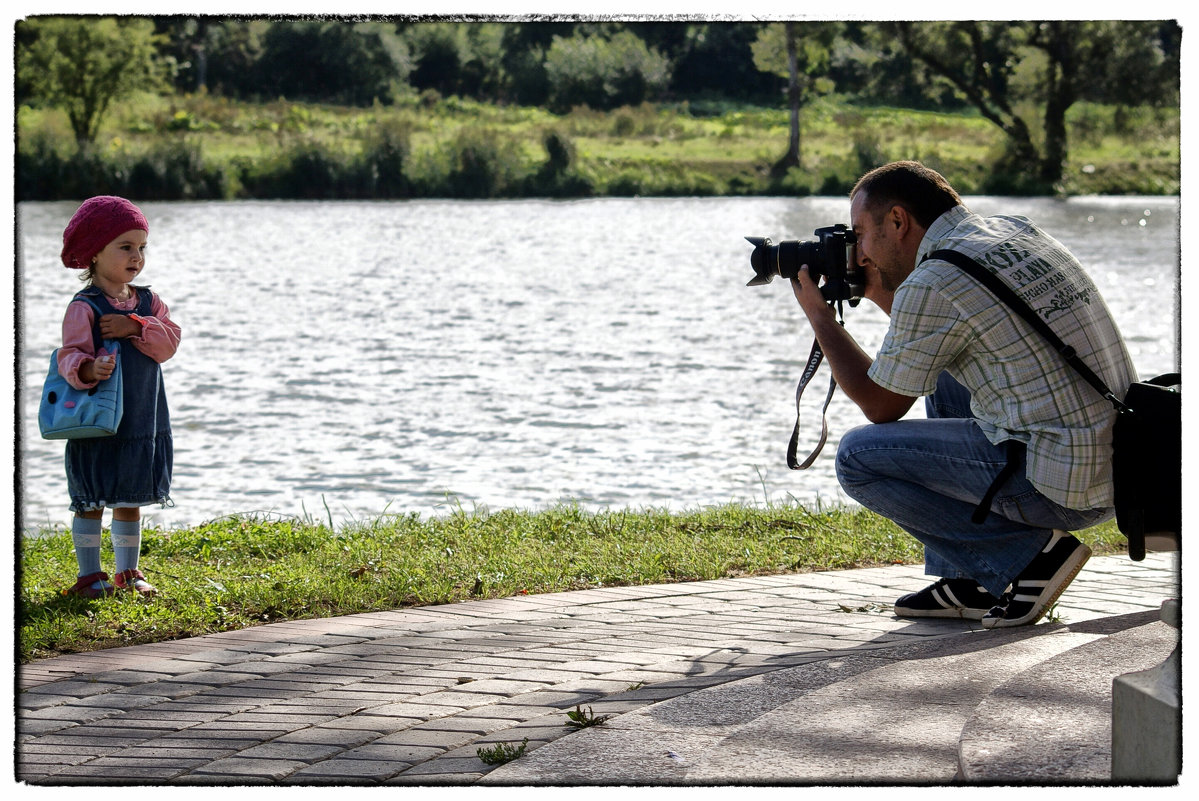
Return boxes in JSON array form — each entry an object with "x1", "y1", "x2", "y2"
[
  {"x1": 111, "y1": 518, "x2": 141, "y2": 574},
  {"x1": 71, "y1": 516, "x2": 106, "y2": 588}
]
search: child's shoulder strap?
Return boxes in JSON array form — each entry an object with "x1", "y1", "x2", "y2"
[
  {"x1": 131, "y1": 284, "x2": 155, "y2": 314},
  {"x1": 71, "y1": 288, "x2": 105, "y2": 317}
]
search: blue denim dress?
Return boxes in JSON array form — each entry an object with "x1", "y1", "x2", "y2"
[{"x1": 65, "y1": 286, "x2": 173, "y2": 512}]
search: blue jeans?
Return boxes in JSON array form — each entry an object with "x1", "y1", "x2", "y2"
[{"x1": 835, "y1": 373, "x2": 1111, "y2": 596}]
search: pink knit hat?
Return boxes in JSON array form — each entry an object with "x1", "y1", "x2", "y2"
[{"x1": 60, "y1": 196, "x2": 149, "y2": 269}]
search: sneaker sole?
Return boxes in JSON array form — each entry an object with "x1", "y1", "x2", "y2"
[
  {"x1": 894, "y1": 605, "x2": 990, "y2": 621},
  {"x1": 895, "y1": 581, "x2": 993, "y2": 620},
  {"x1": 981, "y1": 542, "x2": 1092, "y2": 629}
]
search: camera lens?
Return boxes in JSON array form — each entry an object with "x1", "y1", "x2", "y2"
[{"x1": 745, "y1": 237, "x2": 822, "y2": 286}]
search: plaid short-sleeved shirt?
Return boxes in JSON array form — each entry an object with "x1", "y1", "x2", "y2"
[{"x1": 868, "y1": 206, "x2": 1137, "y2": 510}]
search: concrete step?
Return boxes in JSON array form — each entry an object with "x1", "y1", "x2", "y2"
[
  {"x1": 483, "y1": 610, "x2": 1165, "y2": 785},
  {"x1": 958, "y1": 615, "x2": 1179, "y2": 782}
]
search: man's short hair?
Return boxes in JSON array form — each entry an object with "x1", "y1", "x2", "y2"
[{"x1": 851, "y1": 161, "x2": 962, "y2": 229}]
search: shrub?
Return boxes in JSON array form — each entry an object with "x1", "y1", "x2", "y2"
[
  {"x1": 360, "y1": 118, "x2": 413, "y2": 198},
  {"x1": 124, "y1": 139, "x2": 230, "y2": 200},
  {"x1": 237, "y1": 138, "x2": 358, "y2": 199},
  {"x1": 441, "y1": 127, "x2": 524, "y2": 198},
  {"x1": 522, "y1": 130, "x2": 594, "y2": 198}
]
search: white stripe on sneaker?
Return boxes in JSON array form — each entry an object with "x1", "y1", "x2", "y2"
[{"x1": 931, "y1": 588, "x2": 953, "y2": 609}]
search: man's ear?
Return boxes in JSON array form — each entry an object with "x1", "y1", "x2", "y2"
[{"x1": 888, "y1": 204, "x2": 913, "y2": 239}]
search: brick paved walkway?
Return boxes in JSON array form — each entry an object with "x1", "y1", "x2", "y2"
[{"x1": 16, "y1": 552, "x2": 1178, "y2": 785}]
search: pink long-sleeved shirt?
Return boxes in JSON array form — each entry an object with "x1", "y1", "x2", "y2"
[{"x1": 57, "y1": 288, "x2": 181, "y2": 390}]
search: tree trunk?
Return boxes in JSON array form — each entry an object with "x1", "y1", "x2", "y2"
[
  {"x1": 773, "y1": 22, "x2": 801, "y2": 176},
  {"x1": 1039, "y1": 22, "x2": 1074, "y2": 186}
]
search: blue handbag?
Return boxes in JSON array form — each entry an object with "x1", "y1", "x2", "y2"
[{"x1": 38, "y1": 298, "x2": 124, "y2": 440}]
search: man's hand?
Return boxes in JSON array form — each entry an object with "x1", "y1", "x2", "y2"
[
  {"x1": 790, "y1": 267, "x2": 836, "y2": 319},
  {"x1": 98, "y1": 313, "x2": 142, "y2": 340}
]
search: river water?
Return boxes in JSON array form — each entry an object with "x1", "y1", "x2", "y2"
[{"x1": 15, "y1": 196, "x2": 1178, "y2": 532}]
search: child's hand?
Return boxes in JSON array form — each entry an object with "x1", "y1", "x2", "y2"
[
  {"x1": 84, "y1": 355, "x2": 116, "y2": 383},
  {"x1": 98, "y1": 313, "x2": 142, "y2": 339}
]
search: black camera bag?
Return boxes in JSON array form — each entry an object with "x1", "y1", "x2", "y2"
[
  {"x1": 1112, "y1": 373, "x2": 1181, "y2": 558},
  {"x1": 927, "y1": 250, "x2": 1180, "y2": 561}
]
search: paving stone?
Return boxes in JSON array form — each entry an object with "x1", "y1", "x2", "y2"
[
  {"x1": 372, "y1": 727, "x2": 478, "y2": 750},
  {"x1": 358, "y1": 701, "x2": 467, "y2": 719},
  {"x1": 20, "y1": 705, "x2": 121, "y2": 729},
  {"x1": 310, "y1": 716, "x2": 422, "y2": 734},
  {"x1": 43, "y1": 763, "x2": 199, "y2": 781},
  {"x1": 187, "y1": 756, "x2": 309, "y2": 779},
  {"x1": 234, "y1": 741, "x2": 348, "y2": 762},
  {"x1": 475, "y1": 724, "x2": 568, "y2": 744},
  {"x1": 18, "y1": 680, "x2": 124, "y2": 698},
  {"x1": 407, "y1": 685, "x2": 505, "y2": 702},
  {"x1": 393, "y1": 755, "x2": 489, "y2": 776},
  {"x1": 453, "y1": 703, "x2": 561, "y2": 721},
  {"x1": 217, "y1": 711, "x2": 340, "y2": 726},
  {"x1": 283, "y1": 759, "x2": 412, "y2": 782},
  {"x1": 66, "y1": 755, "x2": 212, "y2": 772},
  {"x1": 340, "y1": 742, "x2": 446, "y2": 763},
  {"x1": 109, "y1": 745, "x2": 243, "y2": 759},
  {"x1": 412, "y1": 716, "x2": 509, "y2": 735}
]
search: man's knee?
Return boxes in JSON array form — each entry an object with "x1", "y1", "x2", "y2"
[{"x1": 835, "y1": 424, "x2": 874, "y2": 487}]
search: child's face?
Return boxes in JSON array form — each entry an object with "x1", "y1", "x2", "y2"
[{"x1": 92, "y1": 229, "x2": 148, "y2": 287}]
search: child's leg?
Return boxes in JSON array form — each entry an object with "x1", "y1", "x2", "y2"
[
  {"x1": 111, "y1": 507, "x2": 155, "y2": 595},
  {"x1": 69, "y1": 510, "x2": 112, "y2": 595}
]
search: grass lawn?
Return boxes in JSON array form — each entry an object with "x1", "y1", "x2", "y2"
[{"x1": 18, "y1": 502, "x2": 1131, "y2": 663}]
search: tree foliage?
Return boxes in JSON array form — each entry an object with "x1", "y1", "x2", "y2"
[
  {"x1": 543, "y1": 29, "x2": 672, "y2": 112},
  {"x1": 887, "y1": 20, "x2": 1180, "y2": 188},
  {"x1": 253, "y1": 20, "x2": 407, "y2": 106},
  {"x1": 17, "y1": 17, "x2": 170, "y2": 145}
]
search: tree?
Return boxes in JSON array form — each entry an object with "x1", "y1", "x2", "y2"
[
  {"x1": 889, "y1": 21, "x2": 1180, "y2": 188},
  {"x1": 253, "y1": 21, "x2": 406, "y2": 106},
  {"x1": 543, "y1": 29, "x2": 672, "y2": 112},
  {"x1": 751, "y1": 22, "x2": 838, "y2": 175},
  {"x1": 399, "y1": 21, "x2": 507, "y2": 100},
  {"x1": 153, "y1": 16, "x2": 216, "y2": 93},
  {"x1": 670, "y1": 23, "x2": 782, "y2": 102},
  {"x1": 17, "y1": 17, "x2": 169, "y2": 146}
]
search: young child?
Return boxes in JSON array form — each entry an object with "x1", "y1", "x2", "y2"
[{"x1": 57, "y1": 196, "x2": 181, "y2": 598}]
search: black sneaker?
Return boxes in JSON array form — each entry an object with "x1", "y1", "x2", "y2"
[
  {"x1": 981, "y1": 530, "x2": 1091, "y2": 629},
  {"x1": 894, "y1": 578, "x2": 999, "y2": 620}
]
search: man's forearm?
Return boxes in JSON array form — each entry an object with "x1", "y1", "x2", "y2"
[{"x1": 799, "y1": 289, "x2": 916, "y2": 423}]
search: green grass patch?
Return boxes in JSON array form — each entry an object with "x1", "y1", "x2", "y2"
[
  {"x1": 17, "y1": 502, "x2": 1130, "y2": 663},
  {"x1": 16, "y1": 92, "x2": 1179, "y2": 200}
]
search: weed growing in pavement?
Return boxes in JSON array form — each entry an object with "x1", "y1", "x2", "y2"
[
  {"x1": 566, "y1": 705, "x2": 612, "y2": 729},
  {"x1": 477, "y1": 738, "x2": 529, "y2": 765}
]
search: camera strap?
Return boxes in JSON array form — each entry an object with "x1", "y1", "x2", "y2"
[{"x1": 787, "y1": 335, "x2": 839, "y2": 470}]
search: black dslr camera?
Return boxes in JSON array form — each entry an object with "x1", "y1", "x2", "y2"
[{"x1": 745, "y1": 224, "x2": 864, "y2": 307}]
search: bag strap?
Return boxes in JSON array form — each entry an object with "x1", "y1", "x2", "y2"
[
  {"x1": 923, "y1": 249, "x2": 1127, "y2": 524},
  {"x1": 924, "y1": 249, "x2": 1130, "y2": 414}
]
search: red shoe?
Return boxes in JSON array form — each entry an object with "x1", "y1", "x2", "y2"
[
  {"x1": 64, "y1": 572, "x2": 115, "y2": 599},
  {"x1": 113, "y1": 568, "x2": 157, "y2": 596}
]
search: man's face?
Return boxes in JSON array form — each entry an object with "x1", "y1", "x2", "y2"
[{"x1": 850, "y1": 192, "x2": 905, "y2": 294}]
